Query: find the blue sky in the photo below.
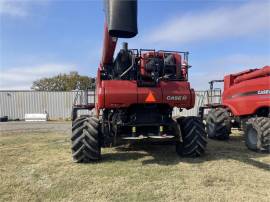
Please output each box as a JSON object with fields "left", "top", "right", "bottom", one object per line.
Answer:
{"left": 0, "top": 0, "right": 269, "bottom": 90}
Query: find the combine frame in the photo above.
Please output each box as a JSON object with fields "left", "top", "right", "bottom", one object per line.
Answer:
{"left": 70, "top": 0, "right": 207, "bottom": 163}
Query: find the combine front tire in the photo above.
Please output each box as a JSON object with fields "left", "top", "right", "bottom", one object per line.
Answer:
{"left": 71, "top": 116, "right": 101, "bottom": 163}
{"left": 206, "top": 108, "right": 231, "bottom": 140}
{"left": 245, "top": 117, "right": 270, "bottom": 153}
{"left": 176, "top": 117, "right": 207, "bottom": 157}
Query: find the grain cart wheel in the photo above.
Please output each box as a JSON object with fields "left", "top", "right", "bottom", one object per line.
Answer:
{"left": 176, "top": 116, "right": 207, "bottom": 157}
{"left": 71, "top": 116, "right": 101, "bottom": 163}
{"left": 206, "top": 108, "right": 231, "bottom": 140}
{"left": 245, "top": 117, "right": 270, "bottom": 153}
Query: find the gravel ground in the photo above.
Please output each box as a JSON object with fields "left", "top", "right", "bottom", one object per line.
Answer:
{"left": 0, "top": 121, "right": 71, "bottom": 135}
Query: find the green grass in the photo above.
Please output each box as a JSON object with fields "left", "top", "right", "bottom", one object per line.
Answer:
{"left": 0, "top": 130, "right": 269, "bottom": 202}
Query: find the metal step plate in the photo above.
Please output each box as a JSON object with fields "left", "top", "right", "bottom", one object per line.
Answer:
{"left": 122, "top": 136, "right": 147, "bottom": 140}
{"left": 122, "top": 135, "right": 175, "bottom": 140}
{"left": 148, "top": 135, "right": 175, "bottom": 139}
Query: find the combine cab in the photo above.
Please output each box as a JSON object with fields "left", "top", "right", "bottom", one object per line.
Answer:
{"left": 199, "top": 66, "right": 270, "bottom": 152}
{"left": 70, "top": 0, "right": 207, "bottom": 163}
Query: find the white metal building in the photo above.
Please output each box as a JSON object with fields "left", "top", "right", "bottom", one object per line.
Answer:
{"left": 0, "top": 90, "right": 221, "bottom": 120}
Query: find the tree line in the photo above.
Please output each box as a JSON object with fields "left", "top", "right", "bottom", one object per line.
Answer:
{"left": 31, "top": 71, "right": 96, "bottom": 91}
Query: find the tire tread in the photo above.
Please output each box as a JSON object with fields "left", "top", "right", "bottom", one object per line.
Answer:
{"left": 176, "top": 116, "right": 207, "bottom": 157}
{"left": 206, "top": 108, "right": 231, "bottom": 140}
{"left": 71, "top": 116, "right": 101, "bottom": 163}
{"left": 245, "top": 117, "right": 270, "bottom": 153}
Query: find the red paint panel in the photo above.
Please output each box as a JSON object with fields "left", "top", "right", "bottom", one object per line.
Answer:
{"left": 223, "top": 76, "right": 270, "bottom": 116}
{"left": 95, "top": 68, "right": 105, "bottom": 112}
{"left": 160, "top": 81, "right": 194, "bottom": 108}
{"left": 98, "top": 80, "right": 195, "bottom": 110}
{"left": 234, "top": 66, "right": 270, "bottom": 84}
{"left": 104, "top": 80, "right": 137, "bottom": 108}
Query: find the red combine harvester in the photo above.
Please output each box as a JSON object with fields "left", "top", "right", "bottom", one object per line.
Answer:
{"left": 199, "top": 66, "right": 270, "bottom": 152}
{"left": 71, "top": 0, "right": 207, "bottom": 162}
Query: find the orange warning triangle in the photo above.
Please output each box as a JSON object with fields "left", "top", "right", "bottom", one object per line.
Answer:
{"left": 145, "top": 91, "right": 156, "bottom": 102}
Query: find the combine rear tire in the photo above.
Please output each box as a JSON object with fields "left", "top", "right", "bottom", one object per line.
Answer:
{"left": 176, "top": 117, "right": 207, "bottom": 157}
{"left": 206, "top": 108, "right": 231, "bottom": 140}
{"left": 71, "top": 116, "right": 101, "bottom": 163}
{"left": 245, "top": 117, "right": 270, "bottom": 153}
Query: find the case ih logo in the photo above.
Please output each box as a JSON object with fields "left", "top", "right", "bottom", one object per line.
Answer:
{"left": 166, "top": 95, "right": 187, "bottom": 101}
{"left": 258, "top": 90, "right": 270, "bottom": 95}
{"left": 229, "top": 89, "right": 270, "bottom": 99}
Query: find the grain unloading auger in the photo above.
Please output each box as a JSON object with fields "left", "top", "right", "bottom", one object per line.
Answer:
{"left": 71, "top": 0, "right": 207, "bottom": 162}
